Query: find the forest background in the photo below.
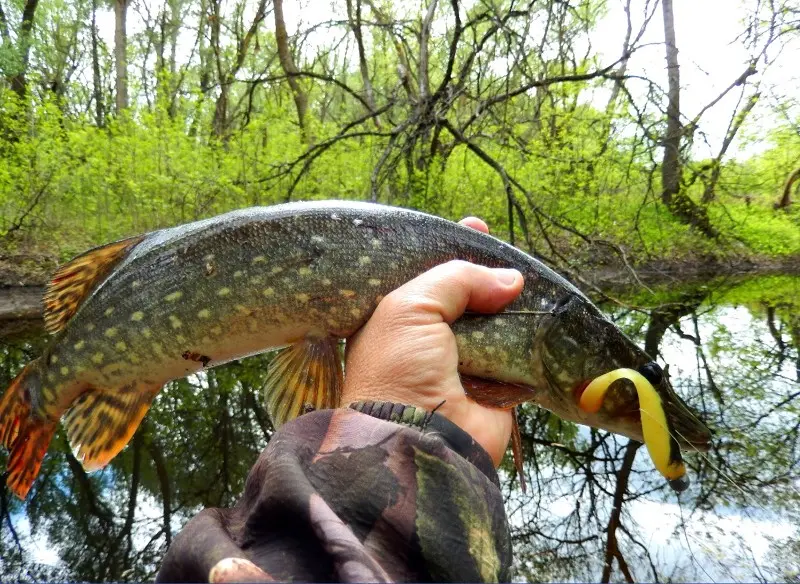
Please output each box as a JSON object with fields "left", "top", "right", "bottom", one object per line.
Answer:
{"left": 0, "top": 0, "right": 799, "bottom": 286}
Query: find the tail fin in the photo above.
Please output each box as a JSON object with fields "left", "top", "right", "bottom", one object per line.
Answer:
{"left": 0, "top": 363, "right": 55, "bottom": 499}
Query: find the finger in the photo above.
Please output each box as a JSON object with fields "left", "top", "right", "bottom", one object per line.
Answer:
{"left": 385, "top": 260, "right": 523, "bottom": 324}
{"left": 209, "top": 558, "right": 272, "bottom": 583}
{"left": 458, "top": 216, "right": 489, "bottom": 234}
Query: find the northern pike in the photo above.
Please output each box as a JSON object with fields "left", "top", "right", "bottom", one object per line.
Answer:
{"left": 0, "top": 201, "right": 711, "bottom": 499}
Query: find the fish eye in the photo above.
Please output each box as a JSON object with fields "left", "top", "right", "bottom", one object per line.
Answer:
{"left": 638, "top": 362, "right": 663, "bottom": 385}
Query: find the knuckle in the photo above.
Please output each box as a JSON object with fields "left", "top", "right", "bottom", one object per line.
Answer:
{"left": 379, "top": 289, "right": 440, "bottom": 325}
{"left": 377, "top": 292, "right": 408, "bottom": 315}
{"left": 440, "top": 259, "right": 472, "bottom": 274}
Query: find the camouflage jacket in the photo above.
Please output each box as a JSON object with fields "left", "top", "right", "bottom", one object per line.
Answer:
{"left": 156, "top": 401, "right": 512, "bottom": 583}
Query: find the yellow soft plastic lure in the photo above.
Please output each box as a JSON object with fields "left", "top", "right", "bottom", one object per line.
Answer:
{"left": 578, "top": 368, "right": 686, "bottom": 482}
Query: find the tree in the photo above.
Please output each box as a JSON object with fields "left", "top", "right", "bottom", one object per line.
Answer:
{"left": 659, "top": 0, "right": 717, "bottom": 238}
{"left": 273, "top": 0, "right": 308, "bottom": 139}
{"left": 0, "top": 0, "right": 40, "bottom": 98}
{"left": 114, "top": 0, "right": 128, "bottom": 113}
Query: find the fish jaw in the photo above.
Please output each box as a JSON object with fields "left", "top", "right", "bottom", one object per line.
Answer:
{"left": 572, "top": 364, "right": 713, "bottom": 453}
{"left": 530, "top": 293, "right": 712, "bottom": 453}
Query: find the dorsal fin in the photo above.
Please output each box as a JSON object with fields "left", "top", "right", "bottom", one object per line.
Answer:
{"left": 43, "top": 234, "right": 145, "bottom": 334}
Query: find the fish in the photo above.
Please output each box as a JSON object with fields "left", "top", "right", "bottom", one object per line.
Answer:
{"left": 0, "top": 200, "right": 712, "bottom": 499}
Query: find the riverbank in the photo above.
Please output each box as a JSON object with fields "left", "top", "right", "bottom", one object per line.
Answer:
{"left": 3, "top": 250, "right": 798, "bottom": 342}
{"left": 590, "top": 253, "right": 800, "bottom": 288}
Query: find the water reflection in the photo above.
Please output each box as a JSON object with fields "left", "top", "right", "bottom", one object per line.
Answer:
{"left": 1, "top": 276, "right": 798, "bottom": 582}
{"left": 509, "top": 275, "right": 800, "bottom": 582}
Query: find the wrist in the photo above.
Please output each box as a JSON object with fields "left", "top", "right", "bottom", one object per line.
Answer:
{"left": 347, "top": 400, "right": 500, "bottom": 483}
{"left": 341, "top": 387, "right": 510, "bottom": 466}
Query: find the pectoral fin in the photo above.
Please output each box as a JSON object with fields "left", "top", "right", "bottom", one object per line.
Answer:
{"left": 460, "top": 375, "right": 537, "bottom": 409}
{"left": 265, "top": 336, "right": 343, "bottom": 428}
{"left": 462, "top": 375, "right": 531, "bottom": 492}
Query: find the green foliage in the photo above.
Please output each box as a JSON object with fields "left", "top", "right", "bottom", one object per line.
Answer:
{"left": 2, "top": 75, "right": 800, "bottom": 268}
{"left": 711, "top": 204, "right": 800, "bottom": 255}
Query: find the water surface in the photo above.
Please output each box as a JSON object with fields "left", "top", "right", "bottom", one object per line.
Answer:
{"left": 1, "top": 275, "right": 798, "bottom": 582}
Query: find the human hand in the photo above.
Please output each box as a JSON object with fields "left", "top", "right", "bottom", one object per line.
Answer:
{"left": 341, "top": 217, "right": 524, "bottom": 465}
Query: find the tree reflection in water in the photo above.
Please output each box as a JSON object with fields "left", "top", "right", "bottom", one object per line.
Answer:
{"left": 1, "top": 276, "right": 798, "bottom": 582}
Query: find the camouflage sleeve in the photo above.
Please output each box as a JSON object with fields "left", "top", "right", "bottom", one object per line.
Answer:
{"left": 156, "top": 401, "right": 512, "bottom": 583}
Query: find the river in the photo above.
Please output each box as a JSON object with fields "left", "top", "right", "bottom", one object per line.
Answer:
{"left": 1, "top": 275, "right": 798, "bottom": 582}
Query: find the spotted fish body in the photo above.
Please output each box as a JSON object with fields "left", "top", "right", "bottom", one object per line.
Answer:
{"left": 0, "top": 201, "right": 711, "bottom": 498}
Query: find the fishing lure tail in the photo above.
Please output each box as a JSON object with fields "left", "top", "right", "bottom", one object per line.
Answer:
{"left": 0, "top": 363, "right": 56, "bottom": 499}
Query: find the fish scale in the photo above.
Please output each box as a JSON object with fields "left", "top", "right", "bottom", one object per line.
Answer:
{"left": 0, "top": 200, "right": 712, "bottom": 499}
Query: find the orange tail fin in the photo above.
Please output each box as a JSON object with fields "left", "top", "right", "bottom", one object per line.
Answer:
{"left": 0, "top": 362, "right": 55, "bottom": 499}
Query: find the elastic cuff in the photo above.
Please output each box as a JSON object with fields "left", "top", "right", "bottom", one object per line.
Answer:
{"left": 348, "top": 400, "right": 499, "bottom": 486}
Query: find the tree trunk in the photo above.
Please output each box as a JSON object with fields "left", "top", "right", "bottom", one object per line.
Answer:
{"left": 209, "top": 0, "right": 225, "bottom": 136}
{"left": 362, "top": 0, "right": 416, "bottom": 100}
{"left": 197, "top": 0, "right": 211, "bottom": 95}
{"left": 189, "top": 0, "right": 211, "bottom": 137}
{"left": 0, "top": 2, "right": 9, "bottom": 44}
{"left": 600, "top": 441, "right": 639, "bottom": 583}
{"left": 660, "top": 0, "right": 717, "bottom": 238}
{"left": 5, "top": 0, "right": 40, "bottom": 99}
{"left": 213, "top": 89, "right": 228, "bottom": 138}
{"left": 345, "top": 0, "right": 379, "bottom": 126}
{"left": 91, "top": 0, "right": 104, "bottom": 126}
{"left": 606, "top": 0, "right": 632, "bottom": 115}
{"left": 156, "top": 8, "right": 167, "bottom": 104}
{"left": 418, "top": 0, "right": 437, "bottom": 99}
{"left": 661, "top": 0, "right": 682, "bottom": 208}
{"left": 273, "top": 0, "right": 309, "bottom": 138}
{"left": 167, "top": 0, "right": 180, "bottom": 117}
{"left": 211, "top": 0, "right": 265, "bottom": 139}
{"left": 775, "top": 166, "right": 800, "bottom": 209}
{"left": 114, "top": 0, "right": 129, "bottom": 113}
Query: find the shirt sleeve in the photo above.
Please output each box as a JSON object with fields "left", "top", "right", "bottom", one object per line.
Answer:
{"left": 156, "top": 401, "right": 512, "bottom": 583}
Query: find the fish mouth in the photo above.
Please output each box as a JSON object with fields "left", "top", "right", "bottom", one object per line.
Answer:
{"left": 572, "top": 369, "right": 713, "bottom": 490}
{"left": 579, "top": 376, "right": 712, "bottom": 452}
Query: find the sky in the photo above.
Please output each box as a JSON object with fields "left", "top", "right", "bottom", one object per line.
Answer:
{"left": 591, "top": 0, "right": 800, "bottom": 159}
{"left": 93, "top": 0, "right": 800, "bottom": 166}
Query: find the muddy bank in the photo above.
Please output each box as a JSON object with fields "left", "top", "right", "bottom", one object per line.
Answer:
{"left": 588, "top": 254, "right": 800, "bottom": 288}
{"left": 0, "top": 286, "right": 46, "bottom": 340}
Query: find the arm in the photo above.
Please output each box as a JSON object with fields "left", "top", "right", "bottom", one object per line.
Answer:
{"left": 157, "top": 219, "right": 522, "bottom": 583}
{"left": 157, "top": 402, "right": 513, "bottom": 582}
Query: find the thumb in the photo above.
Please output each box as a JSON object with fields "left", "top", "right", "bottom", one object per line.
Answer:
{"left": 383, "top": 260, "right": 524, "bottom": 325}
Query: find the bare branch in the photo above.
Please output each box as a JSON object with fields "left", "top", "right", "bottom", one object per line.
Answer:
{"left": 462, "top": 60, "right": 625, "bottom": 132}
{"left": 687, "top": 64, "right": 758, "bottom": 134}
{"left": 700, "top": 89, "right": 760, "bottom": 204}
{"left": 245, "top": 70, "right": 372, "bottom": 110}
{"left": 418, "top": 0, "right": 438, "bottom": 99}
{"left": 345, "top": 0, "right": 380, "bottom": 125}
{"left": 775, "top": 165, "right": 800, "bottom": 209}
{"left": 600, "top": 441, "right": 639, "bottom": 583}
{"left": 431, "top": 0, "right": 461, "bottom": 101}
